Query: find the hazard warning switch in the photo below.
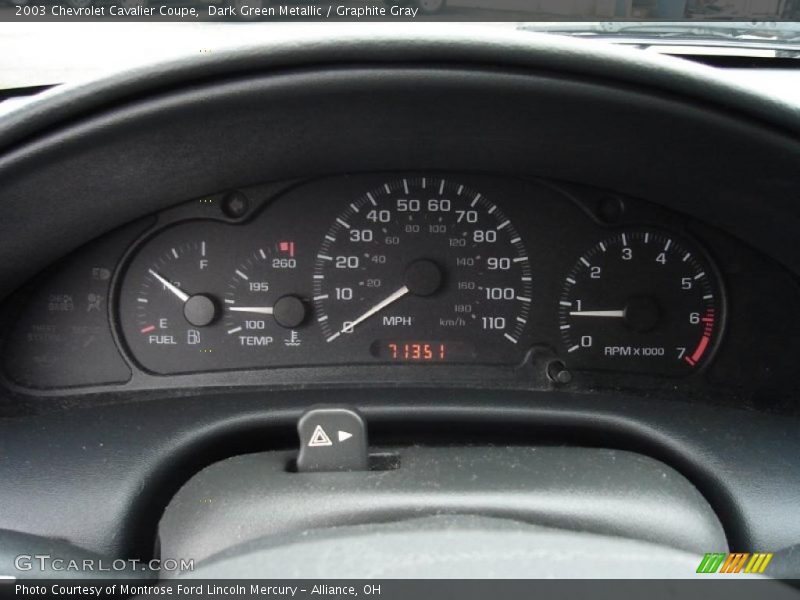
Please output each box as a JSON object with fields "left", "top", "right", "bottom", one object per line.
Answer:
{"left": 296, "top": 406, "right": 369, "bottom": 472}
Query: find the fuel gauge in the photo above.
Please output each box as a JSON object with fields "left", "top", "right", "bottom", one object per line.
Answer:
{"left": 119, "top": 223, "right": 231, "bottom": 374}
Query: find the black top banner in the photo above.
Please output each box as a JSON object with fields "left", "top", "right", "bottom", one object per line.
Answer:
{"left": 4, "top": 0, "right": 800, "bottom": 23}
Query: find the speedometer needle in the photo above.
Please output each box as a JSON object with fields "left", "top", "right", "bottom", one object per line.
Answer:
{"left": 569, "top": 310, "right": 625, "bottom": 318}
{"left": 149, "top": 269, "right": 189, "bottom": 303}
{"left": 228, "top": 306, "right": 274, "bottom": 315}
{"left": 330, "top": 285, "right": 410, "bottom": 341}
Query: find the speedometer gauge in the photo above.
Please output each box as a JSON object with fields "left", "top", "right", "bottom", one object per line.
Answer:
{"left": 312, "top": 177, "right": 532, "bottom": 364}
{"left": 558, "top": 230, "right": 724, "bottom": 376}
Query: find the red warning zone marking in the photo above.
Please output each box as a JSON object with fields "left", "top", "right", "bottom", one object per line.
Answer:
{"left": 685, "top": 309, "right": 714, "bottom": 366}
{"left": 140, "top": 325, "right": 156, "bottom": 334}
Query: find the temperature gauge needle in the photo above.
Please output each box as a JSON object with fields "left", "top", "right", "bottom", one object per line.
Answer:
{"left": 228, "top": 306, "right": 274, "bottom": 315}
{"left": 569, "top": 310, "right": 625, "bottom": 318}
{"left": 149, "top": 269, "right": 189, "bottom": 303}
{"left": 329, "top": 285, "right": 410, "bottom": 342}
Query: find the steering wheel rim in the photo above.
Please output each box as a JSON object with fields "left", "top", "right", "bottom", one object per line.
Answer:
{"left": 2, "top": 24, "right": 799, "bottom": 152}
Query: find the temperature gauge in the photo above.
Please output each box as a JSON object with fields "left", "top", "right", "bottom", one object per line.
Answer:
{"left": 223, "top": 244, "right": 308, "bottom": 351}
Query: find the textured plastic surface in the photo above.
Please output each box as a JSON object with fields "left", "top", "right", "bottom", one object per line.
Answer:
{"left": 0, "top": 530, "right": 145, "bottom": 580}
{"left": 158, "top": 446, "right": 727, "bottom": 564}
{"left": 0, "top": 389, "right": 796, "bottom": 561}
{"left": 1, "top": 220, "right": 149, "bottom": 389}
{"left": 180, "top": 515, "right": 723, "bottom": 579}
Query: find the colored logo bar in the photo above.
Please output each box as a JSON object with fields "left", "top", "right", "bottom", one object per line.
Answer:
{"left": 697, "top": 553, "right": 773, "bottom": 574}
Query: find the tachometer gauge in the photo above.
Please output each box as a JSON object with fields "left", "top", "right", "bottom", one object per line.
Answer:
{"left": 313, "top": 177, "right": 532, "bottom": 364}
{"left": 558, "top": 230, "right": 724, "bottom": 376}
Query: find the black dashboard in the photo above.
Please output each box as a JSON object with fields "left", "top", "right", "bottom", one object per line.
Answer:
{"left": 1, "top": 172, "right": 798, "bottom": 415}
{"left": 1, "top": 28, "right": 800, "bottom": 574}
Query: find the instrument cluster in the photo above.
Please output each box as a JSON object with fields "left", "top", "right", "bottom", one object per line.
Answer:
{"left": 3, "top": 172, "right": 746, "bottom": 394}
{"left": 117, "top": 174, "right": 724, "bottom": 376}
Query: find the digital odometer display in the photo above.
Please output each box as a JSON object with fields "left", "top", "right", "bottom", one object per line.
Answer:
{"left": 312, "top": 177, "right": 533, "bottom": 365}
{"left": 369, "top": 340, "right": 476, "bottom": 362}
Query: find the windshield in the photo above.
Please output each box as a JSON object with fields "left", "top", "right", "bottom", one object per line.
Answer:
{"left": 1, "top": 1, "right": 800, "bottom": 89}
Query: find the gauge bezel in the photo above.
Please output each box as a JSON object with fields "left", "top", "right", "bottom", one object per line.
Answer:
{"left": 311, "top": 175, "right": 534, "bottom": 362}
{"left": 113, "top": 219, "right": 235, "bottom": 376}
{"left": 556, "top": 226, "right": 728, "bottom": 377}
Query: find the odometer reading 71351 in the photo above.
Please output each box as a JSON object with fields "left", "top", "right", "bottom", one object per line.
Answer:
{"left": 369, "top": 340, "right": 477, "bottom": 362}
{"left": 312, "top": 177, "right": 533, "bottom": 365}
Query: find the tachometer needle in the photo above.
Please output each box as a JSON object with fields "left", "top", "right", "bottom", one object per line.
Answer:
{"left": 569, "top": 310, "right": 625, "bottom": 318}
{"left": 332, "top": 285, "right": 410, "bottom": 340}
{"left": 228, "top": 306, "right": 274, "bottom": 315}
{"left": 148, "top": 269, "right": 189, "bottom": 303}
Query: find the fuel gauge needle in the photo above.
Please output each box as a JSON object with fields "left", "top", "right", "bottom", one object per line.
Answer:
{"left": 569, "top": 310, "right": 625, "bottom": 318}
{"left": 149, "top": 269, "right": 189, "bottom": 303}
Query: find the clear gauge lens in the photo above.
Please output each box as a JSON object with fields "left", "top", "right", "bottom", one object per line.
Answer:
{"left": 223, "top": 245, "right": 309, "bottom": 351}
{"left": 558, "top": 231, "right": 724, "bottom": 376}
{"left": 119, "top": 223, "right": 229, "bottom": 374}
{"left": 119, "top": 222, "right": 310, "bottom": 374}
{"left": 313, "top": 177, "right": 533, "bottom": 364}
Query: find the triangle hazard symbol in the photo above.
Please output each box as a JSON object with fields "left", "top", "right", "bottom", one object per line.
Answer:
{"left": 308, "top": 424, "right": 333, "bottom": 447}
